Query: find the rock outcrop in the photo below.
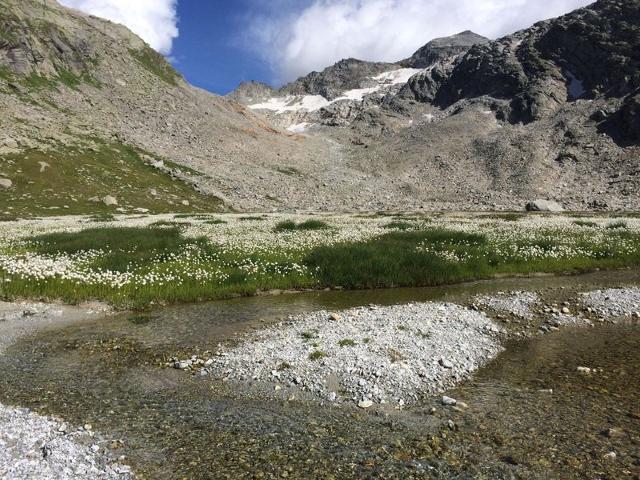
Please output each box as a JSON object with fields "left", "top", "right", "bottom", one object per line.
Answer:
{"left": 401, "top": 30, "right": 490, "bottom": 68}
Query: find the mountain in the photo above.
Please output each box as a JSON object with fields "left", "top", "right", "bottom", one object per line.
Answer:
{"left": 0, "top": 0, "right": 339, "bottom": 216}
{"left": 401, "top": 30, "right": 490, "bottom": 68}
{"left": 232, "top": 0, "right": 640, "bottom": 211}
{"left": 1, "top": 0, "right": 639, "bottom": 215}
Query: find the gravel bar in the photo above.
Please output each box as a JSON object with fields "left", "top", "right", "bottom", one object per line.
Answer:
{"left": 580, "top": 287, "right": 640, "bottom": 318}
{"left": 207, "top": 302, "right": 504, "bottom": 407}
{"left": 0, "top": 405, "right": 132, "bottom": 479}
{"left": 474, "top": 291, "right": 539, "bottom": 319}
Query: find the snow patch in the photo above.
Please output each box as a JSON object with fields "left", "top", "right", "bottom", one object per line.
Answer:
{"left": 373, "top": 68, "right": 422, "bottom": 85}
{"left": 334, "top": 86, "right": 381, "bottom": 102}
{"left": 249, "top": 95, "right": 330, "bottom": 114}
{"left": 249, "top": 68, "right": 423, "bottom": 114}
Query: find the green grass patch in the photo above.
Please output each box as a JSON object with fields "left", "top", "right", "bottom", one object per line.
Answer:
{"left": 338, "top": 339, "right": 357, "bottom": 347}
{"left": 1, "top": 226, "right": 314, "bottom": 308}
{"left": 0, "top": 141, "right": 222, "bottom": 217}
{"left": 382, "top": 221, "right": 416, "bottom": 231}
{"left": 4, "top": 222, "right": 640, "bottom": 309}
{"left": 301, "top": 330, "right": 318, "bottom": 341}
{"left": 304, "top": 228, "right": 640, "bottom": 290}
{"left": 481, "top": 212, "right": 525, "bottom": 222}
{"left": 305, "top": 230, "right": 486, "bottom": 289}
{"left": 30, "top": 227, "right": 196, "bottom": 272}
{"left": 130, "top": 46, "right": 181, "bottom": 86}
{"left": 308, "top": 350, "right": 327, "bottom": 361}
{"left": 274, "top": 220, "right": 330, "bottom": 232}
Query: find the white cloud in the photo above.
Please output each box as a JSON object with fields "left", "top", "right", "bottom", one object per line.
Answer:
{"left": 247, "top": 0, "right": 593, "bottom": 83}
{"left": 58, "top": 0, "right": 179, "bottom": 54}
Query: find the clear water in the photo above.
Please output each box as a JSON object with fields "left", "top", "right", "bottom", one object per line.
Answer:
{"left": 0, "top": 271, "right": 639, "bottom": 479}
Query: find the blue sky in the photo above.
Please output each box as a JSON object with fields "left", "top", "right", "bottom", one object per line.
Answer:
{"left": 59, "top": 0, "right": 593, "bottom": 95}
{"left": 170, "top": 1, "right": 274, "bottom": 95}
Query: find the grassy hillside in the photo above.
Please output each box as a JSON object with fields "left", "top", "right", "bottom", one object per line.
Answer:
{"left": 0, "top": 140, "right": 223, "bottom": 219}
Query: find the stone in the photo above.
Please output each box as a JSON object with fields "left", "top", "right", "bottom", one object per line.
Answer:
{"left": 604, "top": 427, "right": 623, "bottom": 438}
{"left": 577, "top": 366, "right": 592, "bottom": 374}
{"left": 603, "top": 451, "right": 617, "bottom": 461}
{"left": 0, "top": 178, "right": 12, "bottom": 189}
{"left": 181, "top": 200, "right": 190, "bottom": 206}
{"left": 358, "top": 400, "right": 373, "bottom": 409}
{"left": 439, "top": 358, "right": 454, "bottom": 369}
{"left": 441, "top": 396, "right": 457, "bottom": 406}
{"left": 525, "top": 200, "right": 564, "bottom": 212}
{"left": 2, "top": 138, "right": 18, "bottom": 149}
{"left": 102, "top": 195, "right": 118, "bottom": 206}
{"left": 561, "top": 307, "right": 570, "bottom": 314}
{"left": 329, "top": 313, "right": 342, "bottom": 321}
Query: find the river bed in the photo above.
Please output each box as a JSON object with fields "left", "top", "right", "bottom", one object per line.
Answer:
{"left": 0, "top": 271, "right": 639, "bottom": 479}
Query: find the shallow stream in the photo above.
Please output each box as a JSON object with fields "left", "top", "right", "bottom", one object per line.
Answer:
{"left": 1, "top": 271, "right": 639, "bottom": 479}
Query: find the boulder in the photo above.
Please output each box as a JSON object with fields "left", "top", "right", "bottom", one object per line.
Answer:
{"left": 0, "top": 178, "right": 12, "bottom": 189}
{"left": 525, "top": 199, "right": 564, "bottom": 212}
{"left": 102, "top": 195, "right": 118, "bottom": 206}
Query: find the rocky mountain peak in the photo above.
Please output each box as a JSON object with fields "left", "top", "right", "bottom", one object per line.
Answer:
{"left": 227, "top": 80, "right": 276, "bottom": 104}
{"left": 402, "top": 31, "right": 490, "bottom": 68}
{"left": 281, "top": 58, "right": 399, "bottom": 100}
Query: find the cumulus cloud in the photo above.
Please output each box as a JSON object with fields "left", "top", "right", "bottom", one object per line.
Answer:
{"left": 58, "top": 0, "right": 179, "bottom": 54}
{"left": 247, "top": 0, "right": 593, "bottom": 83}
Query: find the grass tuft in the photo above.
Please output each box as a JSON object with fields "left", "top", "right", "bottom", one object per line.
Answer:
{"left": 574, "top": 220, "right": 598, "bottom": 228}
{"left": 606, "top": 220, "right": 627, "bottom": 229}
{"left": 308, "top": 351, "right": 327, "bottom": 361}
{"left": 274, "top": 220, "right": 330, "bottom": 232}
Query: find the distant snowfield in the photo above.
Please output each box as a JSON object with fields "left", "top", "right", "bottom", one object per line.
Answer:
{"left": 249, "top": 68, "right": 422, "bottom": 114}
